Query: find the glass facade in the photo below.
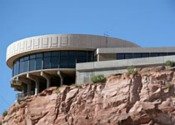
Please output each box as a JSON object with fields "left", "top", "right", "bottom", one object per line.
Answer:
{"left": 12, "top": 51, "right": 94, "bottom": 76}
{"left": 116, "top": 52, "right": 175, "bottom": 60}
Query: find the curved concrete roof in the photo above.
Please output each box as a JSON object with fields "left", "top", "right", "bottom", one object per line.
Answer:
{"left": 6, "top": 34, "right": 139, "bottom": 68}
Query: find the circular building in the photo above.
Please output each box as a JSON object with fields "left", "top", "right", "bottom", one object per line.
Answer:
{"left": 6, "top": 34, "right": 139, "bottom": 95}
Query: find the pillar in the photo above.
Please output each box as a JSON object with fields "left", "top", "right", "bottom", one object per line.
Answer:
{"left": 97, "top": 54, "right": 100, "bottom": 62}
{"left": 40, "top": 72, "right": 51, "bottom": 88}
{"left": 27, "top": 73, "right": 40, "bottom": 95}
{"left": 57, "top": 71, "right": 63, "bottom": 86}
{"left": 27, "top": 83, "right": 31, "bottom": 96}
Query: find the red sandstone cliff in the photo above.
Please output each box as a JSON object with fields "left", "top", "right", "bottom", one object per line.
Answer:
{"left": 2, "top": 66, "right": 175, "bottom": 125}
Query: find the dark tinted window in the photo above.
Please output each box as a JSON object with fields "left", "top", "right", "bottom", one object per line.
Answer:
{"left": 12, "top": 51, "right": 94, "bottom": 76}
{"left": 13, "top": 60, "right": 19, "bottom": 76}
{"left": 77, "top": 52, "right": 87, "bottom": 62}
{"left": 68, "top": 52, "right": 77, "bottom": 68}
{"left": 141, "top": 53, "right": 149, "bottom": 58}
{"left": 43, "top": 56, "right": 51, "bottom": 69}
{"left": 51, "top": 52, "right": 60, "bottom": 68}
{"left": 125, "top": 53, "right": 133, "bottom": 59}
{"left": 60, "top": 51, "right": 68, "bottom": 68}
{"left": 133, "top": 53, "right": 142, "bottom": 58}
{"left": 36, "top": 58, "right": 42, "bottom": 70}
{"left": 159, "top": 53, "right": 167, "bottom": 56}
{"left": 149, "top": 53, "right": 159, "bottom": 57}
{"left": 29, "top": 59, "right": 36, "bottom": 71}
{"left": 117, "top": 53, "right": 125, "bottom": 60}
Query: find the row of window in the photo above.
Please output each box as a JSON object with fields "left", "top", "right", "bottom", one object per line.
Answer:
{"left": 116, "top": 52, "right": 175, "bottom": 60}
{"left": 12, "top": 51, "right": 94, "bottom": 76}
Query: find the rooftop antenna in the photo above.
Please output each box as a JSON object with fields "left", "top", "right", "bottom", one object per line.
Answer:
{"left": 104, "top": 31, "right": 110, "bottom": 37}
{"left": 104, "top": 32, "right": 110, "bottom": 47}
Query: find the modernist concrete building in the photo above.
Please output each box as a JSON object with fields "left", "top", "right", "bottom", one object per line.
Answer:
{"left": 6, "top": 34, "right": 175, "bottom": 96}
{"left": 6, "top": 34, "right": 139, "bottom": 96}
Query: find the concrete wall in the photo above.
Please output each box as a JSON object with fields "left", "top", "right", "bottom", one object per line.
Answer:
{"left": 76, "top": 55, "right": 175, "bottom": 84}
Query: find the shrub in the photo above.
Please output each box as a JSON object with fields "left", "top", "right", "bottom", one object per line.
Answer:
{"left": 75, "top": 84, "right": 82, "bottom": 88}
{"left": 164, "top": 82, "right": 173, "bottom": 90}
{"left": 91, "top": 74, "right": 106, "bottom": 83}
{"left": 2, "top": 110, "right": 7, "bottom": 117}
{"left": 165, "top": 60, "right": 175, "bottom": 67}
{"left": 55, "top": 87, "right": 60, "bottom": 94}
{"left": 127, "top": 66, "right": 137, "bottom": 75}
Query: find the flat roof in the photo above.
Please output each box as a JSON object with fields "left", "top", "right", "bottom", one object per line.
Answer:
{"left": 96, "top": 47, "right": 175, "bottom": 54}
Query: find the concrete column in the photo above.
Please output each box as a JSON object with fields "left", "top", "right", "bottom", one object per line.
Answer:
{"left": 40, "top": 72, "right": 51, "bottom": 88}
{"left": 97, "top": 54, "right": 100, "bottom": 62}
{"left": 35, "top": 82, "right": 39, "bottom": 95}
{"left": 57, "top": 71, "right": 63, "bottom": 86}
{"left": 21, "top": 86, "right": 25, "bottom": 97}
{"left": 27, "top": 83, "right": 31, "bottom": 96}
{"left": 27, "top": 73, "right": 40, "bottom": 95}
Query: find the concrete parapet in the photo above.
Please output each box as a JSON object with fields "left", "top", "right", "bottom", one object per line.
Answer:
{"left": 76, "top": 55, "right": 175, "bottom": 84}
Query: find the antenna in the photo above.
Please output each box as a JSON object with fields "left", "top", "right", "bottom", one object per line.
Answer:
{"left": 104, "top": 31, "right": 110, "bottom": 47}
{"left": 103, "top": 31, "right": 110, "bottom": 37}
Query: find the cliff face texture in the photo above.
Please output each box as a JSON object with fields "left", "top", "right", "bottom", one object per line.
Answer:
{"left": 2, "top": 66, "right": 175, "bottom": 125}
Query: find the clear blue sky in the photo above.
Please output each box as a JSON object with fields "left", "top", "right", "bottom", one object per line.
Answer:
{"left": 0, "top": 0, "right": 175, "bottom": 114}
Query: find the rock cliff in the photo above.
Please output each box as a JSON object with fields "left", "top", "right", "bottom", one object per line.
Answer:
{"left": 2, "top": 66, "right": 175, "bottom": 125}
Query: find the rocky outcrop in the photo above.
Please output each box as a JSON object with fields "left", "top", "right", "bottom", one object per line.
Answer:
{"left": 2, "top": 66, "right": 175, "bottom": 125}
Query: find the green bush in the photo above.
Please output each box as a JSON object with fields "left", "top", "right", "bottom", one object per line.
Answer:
{"left": 2, "top": 110, "right": 7, "bottom": 117}
{"left": 127, "top": 66, "right": 137, "bottom": 75}
{"left": 91, "top": 74, "right": 106, "bottom": 83}
{"left": 164, "top": 82, "right": 173, "bottom": 90}
{"left": 165, "top": 60, "right": 175, "bottom": 67}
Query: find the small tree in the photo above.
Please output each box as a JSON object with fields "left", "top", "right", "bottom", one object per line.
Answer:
{"left": 165, "top": 60, "right": 175, "bottom": 67}
{"left": 2, "top": 110, "right": 7, "bottom": 117}
{"left": 91, "top": 74, "right": 106, "bottom": 83}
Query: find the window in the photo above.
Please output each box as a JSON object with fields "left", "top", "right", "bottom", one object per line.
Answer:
{"left": 19, "top": 58, "right": 24, "bottom": 73}
{"left": 77, "top": 52, "right": 87, "bottom": 63}
{"left": 159, "top": 53, "right": 167, "bottom": 56}
{"left": 68, "top": 51, "right": 77, "bottom": 68}
{"left": 168, "top": 52, "right": 175, "bottom": 55}
{"left": 141, "top": 53, "right": 149, "bottom": 58}
{"left": 117, "top": 53, "right": 125, "bottom": 60}
{"left": 36, "top": 53, "right": 43, "bottom": 70}
{"left": 133, "top": 53, "right": 142, "bottom": 58}
{"left": 13, "top": 60, "right": 19, "bottom": 76}
{"left": 125, "top": 53, "right": 133, "bottom": 59}
{"left": 149, "top": 53, "right": 159, "bottom": 57}
{"left": 12, "top": 51, "right": 94, "bottom": 76}
{"left": 43, "top": 52, "right": 51, "bottom": 69}
{"left": 60, "top": 51, "right": 68, "bottom": 68}
{"left": 87, "top": 51, "right": 94, "bottom": 62}
{"left": 29, "top": 55, "right": 36, "bottom": 71}
{"left": 51, "top": 52, "right": 60, "bottom": 68}
{"left": 23, "top": 56, "right": 29, "bottom": 72}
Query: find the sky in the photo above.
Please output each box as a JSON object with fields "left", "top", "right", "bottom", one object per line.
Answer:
{"left": 0, "top": 0, "right": 175, "bottom": 114}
